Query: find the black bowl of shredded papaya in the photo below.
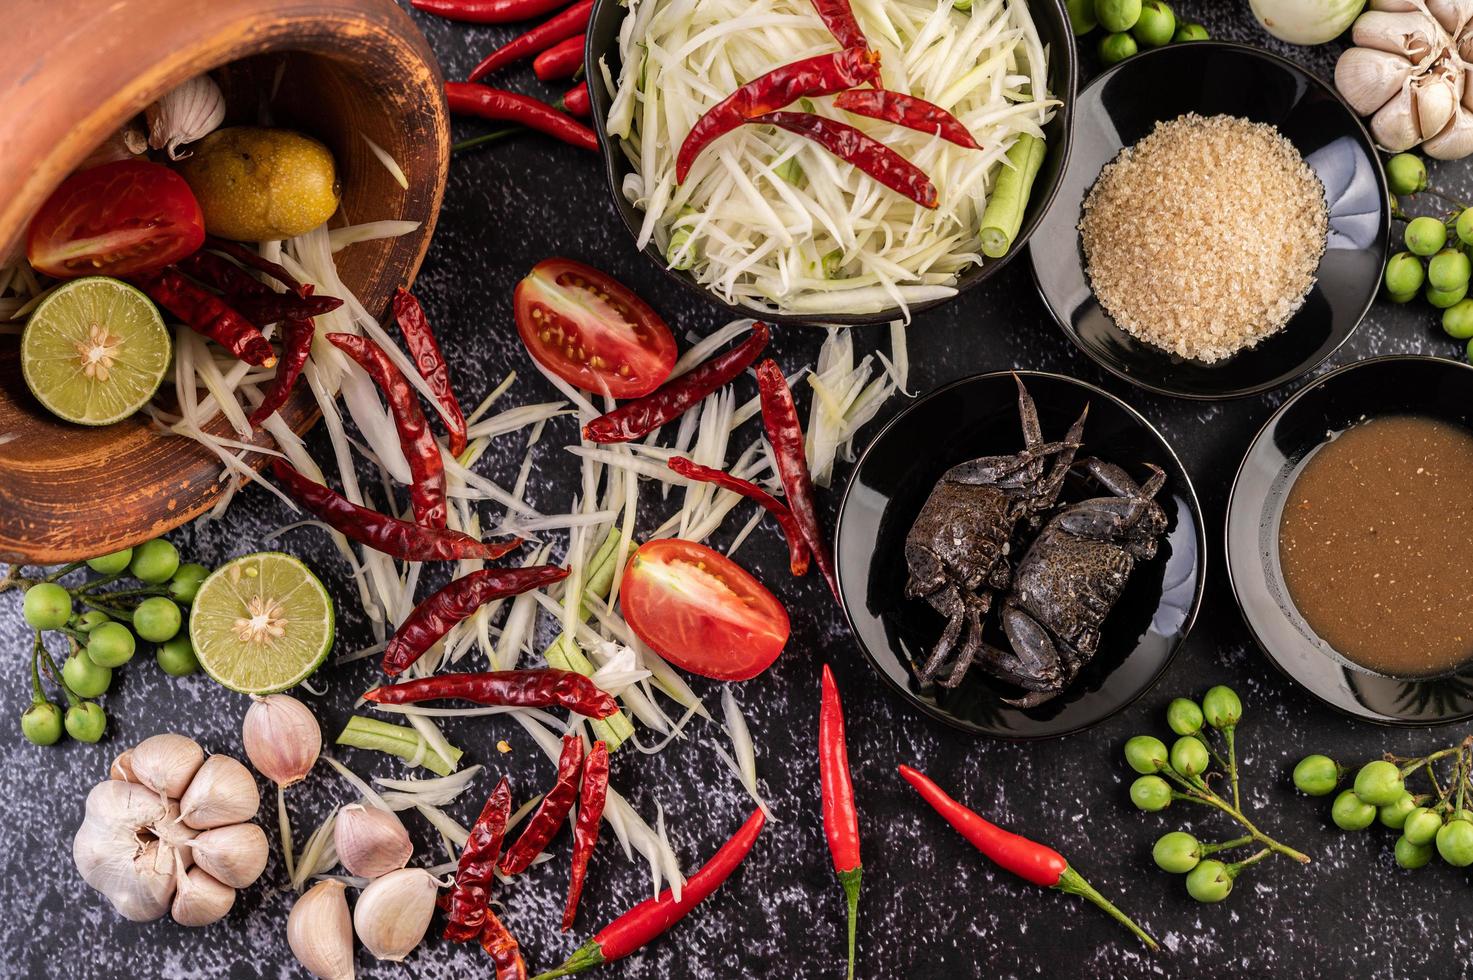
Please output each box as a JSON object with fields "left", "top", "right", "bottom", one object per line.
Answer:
{"left": 583, "top": 0, "right": 1077, "bottom": 325}
{"left": 835, "top": 370, "right": 1206, "bottom": 739}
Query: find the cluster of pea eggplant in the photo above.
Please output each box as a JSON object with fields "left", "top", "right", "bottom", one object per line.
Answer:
{"left": 1381, "top": 152, "right": 1473, "bottom": 361}
{"left": 1064, "top": 0, "right": 1210, "bottom": 67}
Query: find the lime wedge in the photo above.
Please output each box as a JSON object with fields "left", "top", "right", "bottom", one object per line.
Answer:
{"left": 190, "top": 552, "right": 334, "bottom": 694}
{"left": 20, "top": 276, "right": 170, "bottom": 425}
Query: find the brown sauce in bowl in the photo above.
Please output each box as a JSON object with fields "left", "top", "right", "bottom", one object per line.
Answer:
{"left": 1278, "top": 415, "right": 1473, "bottom": 678}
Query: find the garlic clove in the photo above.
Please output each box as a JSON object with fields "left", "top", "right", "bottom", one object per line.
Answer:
{"left": 189, "top": 822, "right": 269, "bottom": 889}
{"left": 1353, "top": 10, "right": 1445, "bottom": 61}
{"left": 289, "top": 880, "right": 356, "bottom": 980}
{"left": 1335, "top": 47, "right": 1416, "bottom": 116}
{"left": 334, "top": 804, "right": 413, "bottom": 881}
{"left": 352, "top": 867, "right": 439, "bottom": 962}
{"left": 243, "top": 694, "right": 321, "bottom": 787}
{"left": 146, "top": 73, "right": 226, "bottom": 161}
{"left": 128, "top": 733, "right": 205, "bottom": 800}
{"left": 1414, "top": 67, "right": 1460, "bottom": 143}
{"left": 1372, "top": 86, "right": 1425, "bottom": 151}
{"left": 1423, "top": 104, "right": 1473, "bottom": 157}
{"left": 109, "top": 750, "right": 137, "bottom": 783}
{"left": 170, "top": 853, "right": 237, "bottom": 928}
{"left": 1370, "top": 0, "right": 1423, "bottom": 10}
{"left": 180, "top": 754, "right": 261, "bottom": 830}
{"left": 1426, "top": 0, "right": 1473, "bottom": 33}
{"left": 79, "top": 122, "right": 148, "bottom": 171}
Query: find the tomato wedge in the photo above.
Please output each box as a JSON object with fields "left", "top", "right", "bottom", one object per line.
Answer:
{"left": 513, "top": 258, "right": 677, "bottom": 398}
{"left": 620, "top": 539, "right": 790, "bottom": 681}
{"left": 27, "top": 160, "right": 205, "bottom": 279}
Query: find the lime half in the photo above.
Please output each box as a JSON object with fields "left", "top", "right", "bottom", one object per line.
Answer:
{"left": 20, "top": 276, "right": 170, "bottom": 425}
{"left": 190, "top": 552, "right": 334, "bottom": 694}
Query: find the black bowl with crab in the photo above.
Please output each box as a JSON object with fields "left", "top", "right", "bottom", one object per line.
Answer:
{"left": 835, "top": 371, "right": 1205, "bottom": 739}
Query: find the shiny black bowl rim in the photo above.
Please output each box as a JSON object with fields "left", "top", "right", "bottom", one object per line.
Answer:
{"left": 583, "top": 0, "right": 1079, "bottom": 326}
{"left": 835, "top": 369, "right": 1207, "bottom": 740}
{"left": 1028, "top": 40, "right": 1391, "bottom": 401}
{"left": 1224, "top": 354, "right": 1473, "bottom": 727}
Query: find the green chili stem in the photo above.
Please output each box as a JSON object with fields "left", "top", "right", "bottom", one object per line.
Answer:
{"left": 452, "top": 127, "right": 522, "bottom": 153}
{"left": 1055, "top": 866, "right": 1158, "bottom": 951}
{"left": 838, "top": 867, "right": 861, "bottom": 980}
{"left": 530, "top": 939, "right": 605, "bottom": 980}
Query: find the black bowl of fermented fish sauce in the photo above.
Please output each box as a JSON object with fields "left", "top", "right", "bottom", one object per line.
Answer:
{"left": 582, "top": 0, "right": 1077, "bottom": 326}
{"left": 835, "top": 371, "right": 1206, "bottom": 739}
{"left": 1227, "top": 356, "right": 1473, "bottom": 726}
{"left": 1028, "top": 42, "right": 1389, "bottom": 400}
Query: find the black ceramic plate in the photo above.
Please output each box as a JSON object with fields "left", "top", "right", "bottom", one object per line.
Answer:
{"left": 1226, "top": 355, "right": 1473, "bottom": 726}
{"left": 836, "top": 371, "right": 1205, "bottom": 739}
{"left": 583, "top": 0, "right": 1077, "bottom": 326}
{"left": 1028, "top": 42, "right": 1389, "bottom": 400}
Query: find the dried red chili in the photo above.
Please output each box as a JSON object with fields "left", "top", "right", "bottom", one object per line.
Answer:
{"left": 414, "top": 0, "right": 569, "bottom": 22}
{"left": 364, "top": 668, "right": 617, "bottom": 717}
{"left": 755, "top": 358, "right": 839, "bottom": 598}
{"left": 378, "top": 568, "right": 572, "bottom": 676}
{"left": 328, "top": 333, "right": 448, "bottom": 529}
{"left": 480, "top": 909, "right": 530, "bottom": 979}
{"left": 531, "top": 809, "right": 767, "bottom": 979}
{"left": 500, "top": 735, "right": 585, "bottom": 876}
{"left": 270, "top": 460, "right": 522, "bottom": 562}
{"left": 562, "top": 81, "right": 591, "bottom": 119}
{"left": 582, "top": 321, "right": 770, "bottom": 443}
{"left": 675, "top": 48, "right": 881, "bottom": 182}
{"left": 469, "top": 0, "right": 594, "bottom": 81}
{"left": 811, "top": 0, "right": 866, "bottom": 48}
{"left": 248, "top": 313, "right": 315, "bottom": 427}
{"left": 834, "top": 89, "right": 980, "bottom": 149}
{"left": 667, "top": 456, "right": 809, "bottom": 576}
{"left": 392, "top": 287, "right": 469, "bottom": 457}
{"left": 562, "top": 739, "right": 609, "bottom": 930}
{"left": 204, "top": 237, "right": 308, "bottom": 297}
{"left": 131, "top": 268, "right": 275, "bottom": 366}
{"left": 820, "top": 665, "right": 862, "bottom": 980}
{"left": 899, "top": 765, "right": 1159, "bottom": 950}
{"left": 175, "top": 250, "right": 343, "bottom": 323}
{"left": 445, "top": 775, "right": 512, "bottom": 942}
{"left": 534, "top": 34, "right": 586, "bottom": 81}
{"left": 753, "top": 112, "right": 939, "bottom": 209}
{"left": 446, "top": 83, "right": 599, "bottom": 153}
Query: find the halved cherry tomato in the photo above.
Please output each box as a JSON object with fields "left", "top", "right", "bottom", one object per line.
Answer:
{"left": 26, "top": 160, "right": 205, "bottom": 279}
{"left": 513, "top": 258, "right": 677, "bottom": 398}
{"left": 620, "top": 539, "right": 790, "bottom": 681}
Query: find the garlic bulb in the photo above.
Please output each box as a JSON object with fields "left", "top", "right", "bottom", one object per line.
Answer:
{"left": 335, "top": 804, "right": 413, "bottom": 880}
{"left": 352, "top": 867, "right": 438, "bottom": 962}
{"left": 243, "top": 694, "right": 321, "bottom": 787}
{"left": 188, "top": 822, "right": 269, "bottom": 888}
{"left": 1338, "top": 1, "right": 1473, "bottom": 158}
{"left": 73, "top": 781, "right": 197, "bottom": 921}
{"left": 170, "top": 858, "right": 236, "bottom": 928}
{"left": 289, "top": 880, "right": 356, "bottom": 980}
{"left": 179, "top": 754, "right": 260, "bottom": 830}
{"left": 129, "top": 733, "right": 205, "bottom": 800}
{"left": 146, "top": 74, "right": 225, "bottom": 160}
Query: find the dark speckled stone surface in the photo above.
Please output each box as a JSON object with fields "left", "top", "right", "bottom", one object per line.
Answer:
{"left": 3, "top": 4, "right": 1471, "bottom": 978}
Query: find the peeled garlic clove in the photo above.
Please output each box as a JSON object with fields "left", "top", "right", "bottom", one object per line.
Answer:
{"left": 189, "top": 822, "right": 269, "bottom": 888}
{"left": 171, "top": 861, "right": 236, "bottom": 928}
{"left": 1353, "top": 10, "right": 1444, "bottom": 60}
{"left": 1335, "top": 47, "right": 1416, "bottom": 115}
{"left": 352, "top": 867, "right": 438, "bottom": 962}
{"left": 1423, "top": 104, "right": 1473, "bottom": 157}
{"left": 180, "top": 754, "right": 261, "bottom": 830}
{"left": 146, "top": 73, "right": 226, "bottom": 160}
{"left": 289, "top": 880, "right": 356, "bottom": 980}
{"left": 129, "top": 733, "right": 205, "bottom": 800}
{"left": 335, "top": 804, "right": 413, "bottom": 881}
{"left": 109, "top": 750, "right": 137, "bottom": 783}
{"left": 243, "top": 694, "right": 321, "bottom": 787}
{"left": 1372, "top": 86, "right": 1424, "bottom": 150}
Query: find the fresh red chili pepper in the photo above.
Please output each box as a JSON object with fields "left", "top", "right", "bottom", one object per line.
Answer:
{"left": 898, "top": 765, "right": 1159, "bottom": 950}
{"left": 820, "top": 664, "right": 861, "bottom": 980}
{"left": 204, "top": 237, "right": 309, "bottom": 297}
{"left": 582, "top": 321, "right": 770, "bottom": 444}
{"left": 534, "top": 34, "right": 586, "bottom": 81}
{"left": 675, "top": 48, "right": 881, "bottom": 182}
{"left": 364, "top": 668, "right": 617, "bottom": 717}
{"left": 834, "top": 89, "right": 981, "bottom": 149}
{"left": 531, "top": 809, "right": 767, "bottom": 979}
{"left": 270, "top": 460, "right": 522, "bottom": 562}
{"left": 562, "top": 81, "right": 591, "bottom": 118}
{"left": 500, "top": 735, "right": 585, "bottom": 875}
{"left": 392, "top": 287, "right": 468, "bottom": 457}
{"left": 445, "top": 775, "right": 512, "bottom": 942}
{"left": 413, "top": 0, "right": 570, "bottom": 23}
{"left": 754, "top": 112, "right": 939, "bottom": 209}
{"left": 667, "top": 456, "right": 809, "bottom": 576}
{"left": 248, "top": 312, "right": 315, "bottom": 427}
{"left": 480, "top": 909, "right": 530, "bottom": 979}
{"left": 562, "top": 739, "right": 609, "bottom": 931}
{"left": 378, "top": 568, "right": 572, "bottom": 676}
{"left": 468, "top": 0, "right": 594, "bottom": 81}
{"left": 131, "top": 268, "right": 276, "bottom": 366}
{"left": 755, "top": 358, "right": 839, "bottom": 599}
{"left": 446, "top": 82, "right": 599, "bottom": 153}
{"left": 811, "top": 0, "right": 866, "bottom": 48}
{"left": 230, "top": 291, "right": 343, "bottom": 327}
{"left": 327, "top": 333, "right": 448, "bottom": 529}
